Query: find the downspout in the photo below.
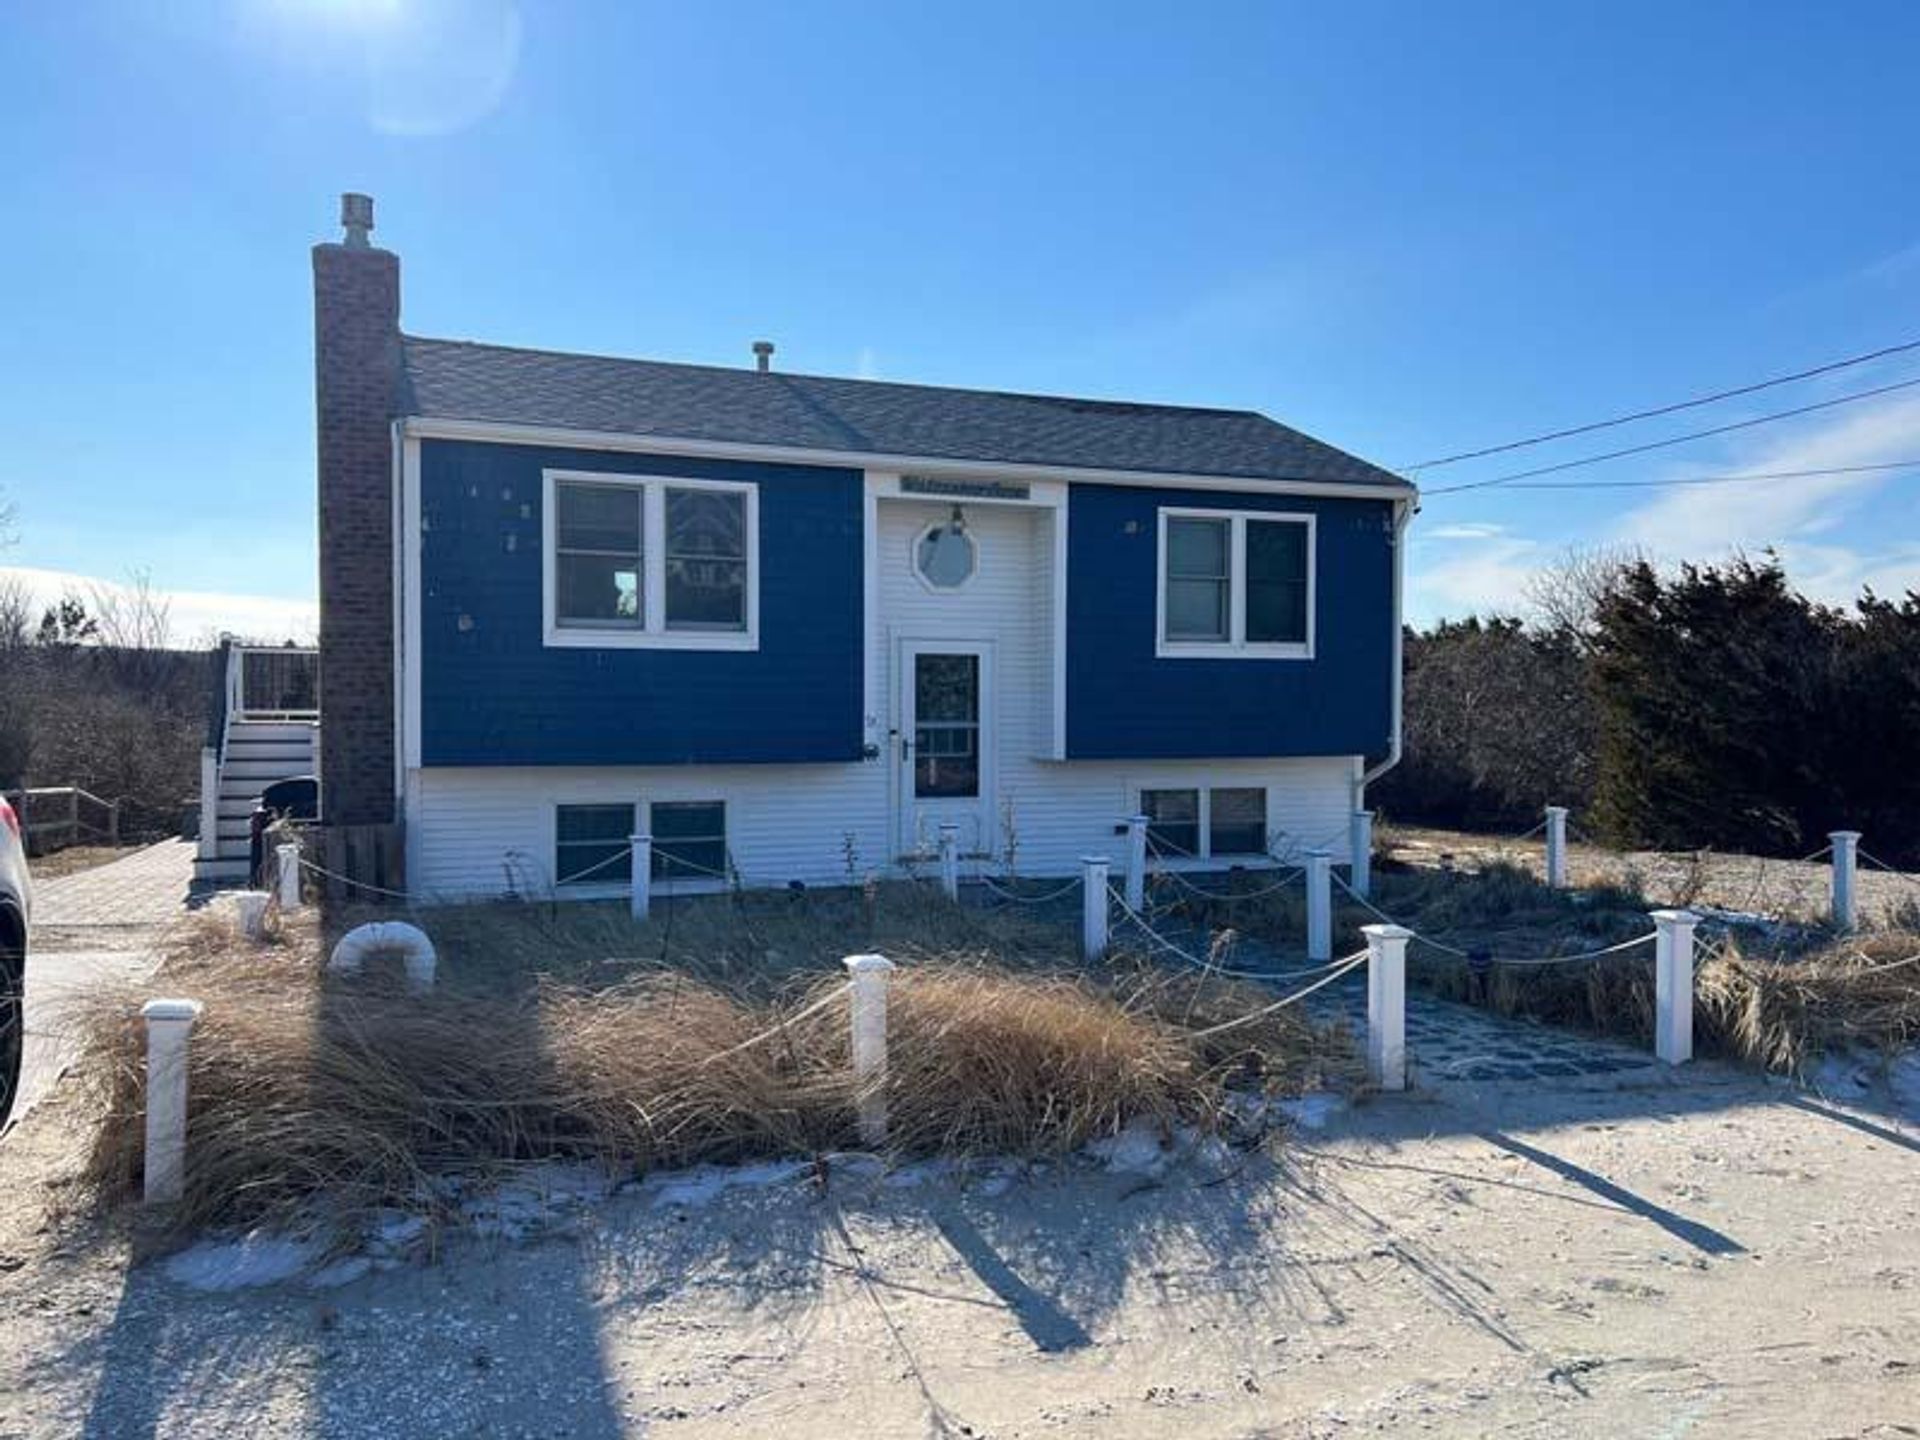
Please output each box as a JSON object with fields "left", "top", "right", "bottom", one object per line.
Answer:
{"left": 1358, "top": 494, "right": 1414, "bottom": 801}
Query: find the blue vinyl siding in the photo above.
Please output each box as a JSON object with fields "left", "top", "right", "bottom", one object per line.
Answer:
{"left": 418, "top": 440, "right": 863, "bottom": 766}
{"left": 1065, "top": 483, "right": 1395, "bottom": 759}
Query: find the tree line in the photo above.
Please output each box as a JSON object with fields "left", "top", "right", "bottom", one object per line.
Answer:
{"left": 1374, "top": 551, "right": 1920, "bottom": 864}
{"left": 0, "top": 579, "right": 212, "bottom": 844}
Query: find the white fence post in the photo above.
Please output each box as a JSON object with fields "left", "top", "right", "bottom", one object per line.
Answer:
{"left": 1349, "top": 809, "right": 1375, "bottom": 900}
{"left": 1125, "top": 814, "right": 1148, "bottom": 913}
{"left": 629, "top": 834, "right": 652, "bottom": 921}
{"left": 234, "top": 891, "right": 271, "bottom": 940}
{"left": 843, "top": 953, "right": 895, "bottom": 1147}
{"left": 1305, "top": 849, "right": 1332, "bottom": 962}
{"left": 938, "top": 822, "right": 960, "bottom": 901}
{"left": 1829, "top": 830, "right": 1860, "bottom": 932}
{"left": 1651, "top": 909, "right": 1698, "bottom": 1065}
{"left": 276, "top": 842, "right": 302, "bottom": 910}
{"left": 1081, "top": 855, "right": 1110, "bottom": 961}
{"left": 142, "top": 999, "right": 203, "bottom": 1205}
{"left": 1544, "top": 805, "right": 1570, "bottom": 889}
{"left": 197, "top": 747, "right": 219, "bottom": 863}
{"left": 1361, "top": 923, "right": 1409, "bottom": 1091}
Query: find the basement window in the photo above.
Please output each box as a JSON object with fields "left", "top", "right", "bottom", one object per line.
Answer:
{"left": 556, "top": 803, "right": 634, "bottom": 887}
{"left": 651, "top": 801, "right": 728, "bottom": 881}
{"left": 544, "top": 470, "right": 758, "bottom": 650}
{"left": 1141, "top": 786, "right": 1270, "bottom": 861}
{"left": 1157, "top": 508, "right": 1314, "bottom": 659}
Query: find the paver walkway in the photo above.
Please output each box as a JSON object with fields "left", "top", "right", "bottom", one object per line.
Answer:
{"left": 8, "top": 842, "right": 194, "bottom": 1131}
{"left": 1094, "top": 897, "right": 1665, "bottom": 1086}
{"left": 31, "top": 838, "right": 200, "bottom": 942}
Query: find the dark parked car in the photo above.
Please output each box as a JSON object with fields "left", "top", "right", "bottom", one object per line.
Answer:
{"left": 0, "top": 793, "right": 32, "bottom": 1128}
{"left": 249, "top": 775, "right": 319, "bottom": 888}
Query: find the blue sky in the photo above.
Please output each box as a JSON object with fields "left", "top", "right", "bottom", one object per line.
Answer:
{"left": 2, "top": 0, "right": 1918, "bottom": 640}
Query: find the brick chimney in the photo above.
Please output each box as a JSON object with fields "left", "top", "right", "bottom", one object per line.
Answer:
{"left": 314, "top": 192, "right": 399, "bottom": 827}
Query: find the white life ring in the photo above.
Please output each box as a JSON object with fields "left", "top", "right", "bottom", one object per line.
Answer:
{"left": 327, "top": 921, "right": 437, "bottom": 994}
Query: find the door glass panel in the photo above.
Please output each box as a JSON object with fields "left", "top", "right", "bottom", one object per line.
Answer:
{"left": 914, "top": 653, "right": 979, "bottom": 798}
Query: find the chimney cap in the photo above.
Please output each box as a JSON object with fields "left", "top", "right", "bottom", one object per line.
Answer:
{"left": 340, "top": 193, "right": 375, "bottom": 248}
{"left": 751, "top": 340, "right": 775, "bottom": 373}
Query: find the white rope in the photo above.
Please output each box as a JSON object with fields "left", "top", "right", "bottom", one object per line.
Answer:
{"left": 296, "top": 855, "right": 425, "bottom": 903}
{"left": 1858, "top": 848, "right": 1920, "bottom": 891}
{"left": 975, "top": 873, "right": 1083, "bottom": 905}
{"left": 1184, "top": 951, "right": 1372, "bottom": 1040}
{"left": 1153, "top": 866, "right": 1303, "bottom": 903}
{"left": 1480, "top": 932, "right": 1658, "bottom": 967}
{"left": 697, "top": 982, "right": 854, "bottom": 1067}
{"left": 1328, "top": 872, "right": 1656, "bottom": 967}
{"left": 1108, "top": 886, "right": 1353, "bottom": 983}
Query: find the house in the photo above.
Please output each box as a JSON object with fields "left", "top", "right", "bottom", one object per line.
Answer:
{"left": 306, "top": 194, "right": 1415, "bottom": 900}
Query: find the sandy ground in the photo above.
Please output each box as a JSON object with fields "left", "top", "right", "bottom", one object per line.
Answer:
{"left": 1383, "top": 824, "right": 1920, "bottom": 927}
{"left": 2, "top": 1060, "right": 1916, "bottom": 1439}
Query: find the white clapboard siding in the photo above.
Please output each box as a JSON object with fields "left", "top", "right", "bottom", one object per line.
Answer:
{"left": 412, "top": 755, "right": 1353, "bottom": 902}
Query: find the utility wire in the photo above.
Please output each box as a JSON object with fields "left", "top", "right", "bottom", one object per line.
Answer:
{"left": 1407, "top": 337, "right": 1920, "bottom": 470}
{"left": 1427, "top": 457, "right": 1920, "bottom": 496}
{"left": 1418, "top": 375, "right": 1920, "bottom": 496}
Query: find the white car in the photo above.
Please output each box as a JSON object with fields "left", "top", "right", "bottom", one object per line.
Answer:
{"left": 0, "top": 793, "right": 30, "bottom": 1127}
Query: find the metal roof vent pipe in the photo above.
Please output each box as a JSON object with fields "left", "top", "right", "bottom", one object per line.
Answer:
{"left": 752, "top": 340, "right": 774, "bottom": 373}
{"left": 340, "top": 192, "right": 375, "bottom": 248}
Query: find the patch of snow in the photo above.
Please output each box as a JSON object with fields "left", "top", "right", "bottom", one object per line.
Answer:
{"left": 1084, "top": 1119, "right": 1171, "bottom": 1177}
{"left": 164, "top": 1231, "right": 327, "bottom": 1292}
{"left": 307, "top": 1255, "right": 374, "bottom": 1289}
{"left": 1890, "top": 1051, "right": 1920, "bottom": 1120}
{"left": 1808, "top": 1053, "right": 1874, "bottom": 1099}
{"left": 883, "top": 1161, "right": 953, "bottom": 1189}
{"left": 645, "top": 1160, "right": 811, "bottom": 1210}
{"left": 1275, "top": 1093, "right": 1345, "bottom": 1131}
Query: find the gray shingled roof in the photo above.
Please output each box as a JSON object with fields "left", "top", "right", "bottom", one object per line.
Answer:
{"left": 399, "top": 335, "right": 1410, "bottom": 490}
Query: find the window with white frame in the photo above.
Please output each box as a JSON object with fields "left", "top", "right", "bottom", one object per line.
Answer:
{"left": 545, "top": 471, "right": 758, "bottom": 648}
{"left": 651, "top": 800, "right": 727, "bottom": 881}
{"left": 1157, "top": 509, "right": 1313, "bottom": 657}
{"left": 1142, "top": 786, "right": 1269, "bottom": 860}
{"left": 556, "top": 803, "right": 635, "bottom": 886}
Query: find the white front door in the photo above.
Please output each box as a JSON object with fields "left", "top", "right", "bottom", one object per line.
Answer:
{"left": 896, "top": 638, "right": 994, "bottom": 859}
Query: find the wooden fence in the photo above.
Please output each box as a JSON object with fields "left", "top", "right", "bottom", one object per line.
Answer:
{"left": 2, "top": 786, "right": 121, "bottom": 856}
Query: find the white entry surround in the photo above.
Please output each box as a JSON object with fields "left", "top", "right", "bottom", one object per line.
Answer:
{"left": 405, "top": 475, "right": 1362, "bottom": 901}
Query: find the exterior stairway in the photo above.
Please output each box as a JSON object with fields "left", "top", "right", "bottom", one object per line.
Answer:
{"left": 194, "top": 643, "right": 320, "bottom": 885}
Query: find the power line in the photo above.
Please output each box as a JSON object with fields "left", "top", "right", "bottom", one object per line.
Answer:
{"left": 1406, "top": 336, "right": 1920, "bottom": 470}
{"left": 1426, "top": 458, "right": 1920, "bottom": 496}
{"left": 1417, "top": 375, "right": 1920, "bottom": 496}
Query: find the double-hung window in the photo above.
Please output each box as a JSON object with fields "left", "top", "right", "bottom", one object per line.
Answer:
{"left": 1157, "top": 509, "right": 1313, "bottom": 658}
{"left": 1141, "top": 786, "right": 1270, "bottom": 860}
{"left": 544, "top": 471, "right": 758, "bottom": 649}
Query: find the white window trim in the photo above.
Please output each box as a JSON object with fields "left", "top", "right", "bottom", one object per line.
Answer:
{"left": 541, "top": 469, "right": 760, "bottom": 651}
{"left": 1154, "top": 507, "right": 1315, "bottom": 660}
{"left": 1136, "top": 784, "right": 1275, "bottom": 864}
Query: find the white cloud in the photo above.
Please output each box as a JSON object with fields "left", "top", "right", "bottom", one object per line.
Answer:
{"left": 1613, "top": 392, "right": 1920, "bottom": 551}
{"left": 1407, "top": 529, "right": 1541, "bottom": 623}
{"left": 0, "top": 567, "right": 315, "bottom": 648}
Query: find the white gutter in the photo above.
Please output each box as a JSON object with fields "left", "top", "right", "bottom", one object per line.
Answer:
{"left": 400, "top": 415, "right": 1418, "bottom": 503}
{"left": 1360, "top": 495, "right": 1414, "bottom": 795}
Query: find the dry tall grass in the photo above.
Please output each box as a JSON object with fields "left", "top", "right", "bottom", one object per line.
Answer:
{"left": 1414, "top": 927, "right": 1920, "bottom": 1075}
{"left": 69, "top": 890, "right": 1335, "bottom": 1232}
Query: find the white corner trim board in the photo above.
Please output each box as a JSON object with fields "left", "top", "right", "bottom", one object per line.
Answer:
{"left": 328, "top": 922, "right": 438, "bottom": 994}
